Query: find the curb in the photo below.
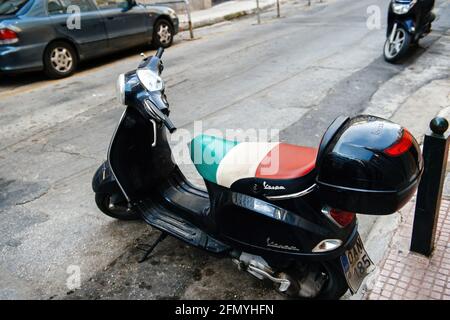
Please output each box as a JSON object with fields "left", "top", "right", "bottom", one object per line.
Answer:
{"left": 179, "top": 1, "right": 281, "bottom": 30}
{"left": 348, "top": 211, "right": 402, "bottom": 299}
{"left": 194, "top": 3, "right": 276, "bottom": 29}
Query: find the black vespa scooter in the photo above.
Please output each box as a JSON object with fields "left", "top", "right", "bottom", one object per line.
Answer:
{"left": 92, "top": 48, "right": 423, "bottom": 299}
{"left": 384, "top": 0, "right": 436, "bottom": 63}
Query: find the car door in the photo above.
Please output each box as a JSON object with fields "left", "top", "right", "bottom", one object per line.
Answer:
{"left": 93, "top": 0, "right": 148, "bottom": 50}
{"left": 47, "top": 0, "right": 109, "bottom": 58}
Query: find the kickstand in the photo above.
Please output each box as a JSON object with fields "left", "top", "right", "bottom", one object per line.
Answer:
{"left": 137, "top": 232, "right": 168, "bottom": 263}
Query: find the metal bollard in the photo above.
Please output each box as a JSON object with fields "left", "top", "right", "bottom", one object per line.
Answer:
{"left": 410, "top": 117, "right": 450, "bottom": 256}
{"left": 184, "top": 0, "right": 194, "bottom": 39}
{"left": 256, "top": 0, "right": 261, "bottom": 24}
{"left": 150, "top": 0, "right": 194, "bottom": 39}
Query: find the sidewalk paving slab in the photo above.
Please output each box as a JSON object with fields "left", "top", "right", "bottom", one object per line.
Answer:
{"left": 364, "top": 198, "right": 450, "bottom": 300}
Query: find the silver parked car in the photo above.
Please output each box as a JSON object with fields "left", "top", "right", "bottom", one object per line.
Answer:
{"left": 0, "top": 0, "right": 179, "bottom": 78}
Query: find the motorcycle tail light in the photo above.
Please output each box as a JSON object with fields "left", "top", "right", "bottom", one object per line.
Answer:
{"left": 384, "top": 129, "right": 413, "bottom": 157}
{"left": 329, "top": 208, "right": 355, "bottom": 227}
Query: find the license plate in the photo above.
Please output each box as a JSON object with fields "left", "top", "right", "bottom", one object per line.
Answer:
{"left": 340, "top": 234, "right": 375, "bottom": 294}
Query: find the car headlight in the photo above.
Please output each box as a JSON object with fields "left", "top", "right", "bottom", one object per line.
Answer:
{"left": 392, "top": 0, "right": 417, "bottom": 14}
{"left": 116, "top": 73, "right": 126, "bottom": 105}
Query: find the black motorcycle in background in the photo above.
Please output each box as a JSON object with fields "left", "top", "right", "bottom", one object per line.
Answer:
{"left": 384, "top": 0, "right": 436, "bottom": 62}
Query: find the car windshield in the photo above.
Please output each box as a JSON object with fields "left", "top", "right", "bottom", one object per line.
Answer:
{"left": 0, "top": 0, "right": 29, "bottom": 15}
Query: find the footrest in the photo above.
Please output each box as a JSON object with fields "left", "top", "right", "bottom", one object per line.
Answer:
{"left": 136, "top": 198, "right": 229, "bottom": 253}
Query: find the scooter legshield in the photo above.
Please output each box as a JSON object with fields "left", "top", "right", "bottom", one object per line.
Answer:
{"left": 107, "top": 107, "right": 176, "bottom": 202}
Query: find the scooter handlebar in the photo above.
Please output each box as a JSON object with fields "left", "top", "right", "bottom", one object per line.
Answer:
{"left": 144, "top": 99, "right": 177, "bottom": 133}
{"left": 163, "top": 116, "right": 177, "bottom": 134}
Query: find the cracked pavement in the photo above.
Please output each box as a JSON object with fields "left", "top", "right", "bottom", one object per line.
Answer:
{"left": 0, "top": 0, "right": 449, "bottom": 299}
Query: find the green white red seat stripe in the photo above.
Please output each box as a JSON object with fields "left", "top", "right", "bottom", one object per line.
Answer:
{"left": 190, "top": 134, "right": 317, "bottom": 188}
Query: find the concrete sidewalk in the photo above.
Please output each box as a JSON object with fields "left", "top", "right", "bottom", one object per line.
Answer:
{"left": 191, "top": 0, "right": 274, "bottom": 28}
{"left": 364, "top": 198, "right": 450, "bottom": 300}
{"left": 179, "top": 0, "right": 289, "bottom": 29}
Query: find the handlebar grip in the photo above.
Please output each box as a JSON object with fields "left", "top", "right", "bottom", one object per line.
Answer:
{"left": 164, "top": 117, "right": 177, "bottom": 133}
{"left": 155, "top": 47, "right": 164, "bottom": 59}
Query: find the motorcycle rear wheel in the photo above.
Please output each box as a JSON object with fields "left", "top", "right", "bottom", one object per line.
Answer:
{"left": 314, "top": 262, "right": 349, "bottom": 300}
{"left": 280, "top": 261, "right": 348, "bottom": 300}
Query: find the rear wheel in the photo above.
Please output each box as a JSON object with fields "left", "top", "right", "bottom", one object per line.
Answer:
{"left": 384, "top": 26, "right": 411, "bottom": 63}
{"left": 314, "top": 262, "right": 349, "bottom": 300}
{"left": 95, "top": 193, "right": 140, "bottom": 220}
{"left": 43, "top": 41, "right": 78, "bottom": 78}
{"left": 152, "top": 19, "right": 174, "bottom": 48}
{"left": 279, "top": 261, "right": 348, "bottom": 300}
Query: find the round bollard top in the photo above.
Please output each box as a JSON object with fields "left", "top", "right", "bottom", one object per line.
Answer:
{"left": 430, "top": 117, "right": 449, "bottom": 135}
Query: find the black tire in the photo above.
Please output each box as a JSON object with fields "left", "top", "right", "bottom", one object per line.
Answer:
{"left": 152, "top": 19, "right": 174, "bottom": 48}
{"left": 314, "top": 261, "right": 349, "bottom": 300}
{"left": 43, "top": 41, "right": 78, "bottom": 79}
{"left": 95, "top": 193, "right": 140, "bottom": 221}
{"left": 283, "top": 261, "right": 348, "bottom": 300}
{"left": 383, "top": 26, "right": 411, "bottom": 63}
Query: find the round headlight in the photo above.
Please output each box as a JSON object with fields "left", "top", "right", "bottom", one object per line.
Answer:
{"left": 116, "top": 73, "right": 126, "bottom": 105}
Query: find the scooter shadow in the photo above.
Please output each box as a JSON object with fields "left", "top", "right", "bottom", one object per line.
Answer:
{"left": 391, "top": 33, "right": 440, "bottom": 65}
{"left": 133, "top": 231, "right": 285, "bottom": 300}
{"left": 68, "top": 223, "right": 287, "bottom": 300}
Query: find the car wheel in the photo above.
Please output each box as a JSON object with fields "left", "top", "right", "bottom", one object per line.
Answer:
{"left": 153, "top": 19, "right": 174, "bottom": 48}
{"left": 44, "top": 41, "right": 78, "bottom": 78}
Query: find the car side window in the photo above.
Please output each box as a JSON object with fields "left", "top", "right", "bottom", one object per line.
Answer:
{"left": 47, "top": 0, "right": 96, "bottom": 15}
{"left": 94, "top": 0, "right": 129, "bottom": 10}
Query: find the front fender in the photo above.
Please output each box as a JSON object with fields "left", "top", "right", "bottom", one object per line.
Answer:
{"left": 387, "top": 19, "right": 416, "bottom": 37}
{"left": 92, "top": 161, "right": 121, "bottom": 194}
{"left": 403, "top": 19, "right": 416, "bottom": 33}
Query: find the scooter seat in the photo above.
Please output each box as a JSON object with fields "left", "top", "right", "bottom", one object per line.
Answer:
{"left": 190, "top": 135, "right": 317, "bottom": 198}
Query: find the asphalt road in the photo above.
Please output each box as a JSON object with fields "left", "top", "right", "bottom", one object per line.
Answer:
{"left": 0, "top": 0, "right": 449, "bottom": 299}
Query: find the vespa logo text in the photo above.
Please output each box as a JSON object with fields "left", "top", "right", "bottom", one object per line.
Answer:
{"left": 263, "top": 181, "right": 285, "bottom": 191}
{"left": 266, "top": 238, "right": 299, "bottom": 251}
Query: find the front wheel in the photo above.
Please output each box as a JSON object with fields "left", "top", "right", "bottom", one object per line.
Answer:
{"left": 95, "top": 193, "right": 140, "bottom": 220}
{"left": 384, "top": 26, "right": 411, "bottom": 63}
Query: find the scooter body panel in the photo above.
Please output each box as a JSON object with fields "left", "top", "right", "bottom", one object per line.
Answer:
{"left": 205, "top": 181, "right": 357, "bottom": 262}
{"left": 107, "top": 106, "right": 176, "bottom": 202}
